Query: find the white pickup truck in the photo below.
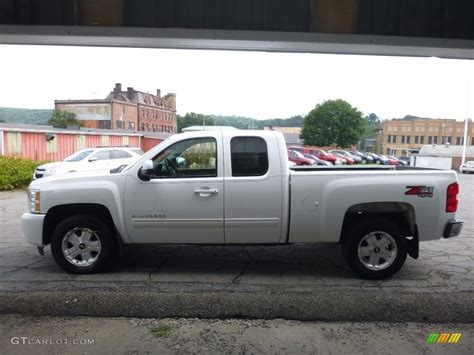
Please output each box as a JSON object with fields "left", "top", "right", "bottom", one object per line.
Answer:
{"left": 21, "top": 130, "right": 463, "bottom": 279}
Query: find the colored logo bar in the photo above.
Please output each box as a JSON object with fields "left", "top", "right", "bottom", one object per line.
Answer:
{"left": 426, "top": 333, "right": 462, "bottom": 344}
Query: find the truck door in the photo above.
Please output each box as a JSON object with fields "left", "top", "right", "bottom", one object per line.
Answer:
{"left": 223, "top": 134, "right": 284, "bottom": 243}
{"left": 123, "top": 134, "right": 224, "bottom": 243}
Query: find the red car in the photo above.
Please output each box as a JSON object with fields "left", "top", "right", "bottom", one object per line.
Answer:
{"left": 287, "top": 150, "right": 313, "bottom": 166}
{"left": 288, "top": 146, "right": 342, "bottom": 165}
{"left": 329, "top": 151, "right": 355, "bottom": 165}
{"left": 381, "top": 155, "right": 399, "bottom": 165}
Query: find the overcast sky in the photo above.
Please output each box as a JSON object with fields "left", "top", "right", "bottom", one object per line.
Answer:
{"left": 1, "top": 44, "right": 473, "bottom": 121}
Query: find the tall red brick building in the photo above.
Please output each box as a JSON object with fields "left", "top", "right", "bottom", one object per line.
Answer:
{"left": 55, "top": 83, "right": 176, "bottom": 133}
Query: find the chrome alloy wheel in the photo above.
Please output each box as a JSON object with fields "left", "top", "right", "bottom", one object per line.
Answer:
{"left": 61, "top": 228, "right": 102, "bottom": 267}
{"left": 357, "top": 231, "right": 397, "bottom": 271}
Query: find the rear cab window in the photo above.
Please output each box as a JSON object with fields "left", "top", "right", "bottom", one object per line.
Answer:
{"left": 231, "top": 137, "right": 269, "bottom": 177}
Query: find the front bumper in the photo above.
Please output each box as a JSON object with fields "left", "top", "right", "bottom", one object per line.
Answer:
{"left": 443, "top": 220, "right": 463, "bottom": 239}
{"left": 21, "top": 213, "right": 45, "bottom": 246}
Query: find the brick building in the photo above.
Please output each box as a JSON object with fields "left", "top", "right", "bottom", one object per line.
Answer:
{"left": 379, "top": 118, "right": 473, "bottom": 156}
{"left": 55, "top": 83, "right": 176, "bottom": 133}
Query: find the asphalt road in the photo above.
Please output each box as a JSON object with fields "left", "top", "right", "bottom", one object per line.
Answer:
{"left": 0, "top": 173, "right": 472, "bottom": 322}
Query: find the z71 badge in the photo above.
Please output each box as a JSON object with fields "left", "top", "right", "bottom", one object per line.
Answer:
{"left": 405, "top": 186, "right": 434, "bottom": 198}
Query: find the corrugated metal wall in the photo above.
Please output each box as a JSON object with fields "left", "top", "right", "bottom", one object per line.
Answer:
{"left": 2, "top": 131, "right": 149, "bottom": 161}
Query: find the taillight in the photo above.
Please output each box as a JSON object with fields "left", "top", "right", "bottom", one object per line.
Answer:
{"left": 446, "top": 182, "right": 459, "bottom": 213}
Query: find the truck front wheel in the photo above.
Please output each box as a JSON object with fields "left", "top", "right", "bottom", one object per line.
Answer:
{"left": 342, "top": 218, "right": 407, "bottom": 279}
{"left": 50, "top": 214, "right": 116, "bottom": 274}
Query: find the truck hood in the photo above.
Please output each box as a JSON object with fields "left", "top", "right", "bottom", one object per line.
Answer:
{"left": 29, "top": 169, "right": 114, "bottom": 189}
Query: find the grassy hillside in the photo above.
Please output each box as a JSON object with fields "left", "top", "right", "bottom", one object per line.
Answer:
{"left": 0, "top": 107, "right": 52, "bottom": 125}
{"left": 212, "top": 115, "right": 304, "bottom": 129}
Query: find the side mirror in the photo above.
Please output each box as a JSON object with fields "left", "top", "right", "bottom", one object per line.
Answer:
{"left": 88, "top": 157, "right": 98, "bottom": 162}
{"left": 140, "top": 160, "right": 155, "bottom": 177}
{"left": 176, "top": 157, "right": 186, "bottom": 167}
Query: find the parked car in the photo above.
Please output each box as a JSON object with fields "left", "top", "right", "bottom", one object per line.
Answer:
{"left": 350, "top": 151, "right": 374, "bottom": 164}
{"left": 34, "top": 147, "right": 144, "bottom": 179}
{"left": 329, "top": 150, "right": 361, "bottom": 164}
{"left": 287, "top": 150, "right": 313, "bottom": 166}
{"left": 22, "top": 130, "right": 463, "bottom": 279}
{"left": 388, "top": 156, "right": 408, "bottom": 166}
{"left": 329, "top": 151, "right": 354, "bottom": 165}
{"left": 303, "top": 154, "right": 332, "bottom": 166}
{"left": 365, "top": 152, "right": 389, "bottom": 165}
{"left": 459, "top": 161, "right": 474, "bottom": 173}
{"left": 397, "top": 156, "right": 411, "bottom": 166}
{"left": 380, "top": 155, "right": 399, "bottom": 166}
{"left": 288, "top": 146, "right": 342, "bottom": 165}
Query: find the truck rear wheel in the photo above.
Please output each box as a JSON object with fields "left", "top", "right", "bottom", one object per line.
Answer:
{"left": 50, "top": 214, "right": 115, "bottom": 274}
{"left": 342, "top": 218, "right": 407, "bottom": 279}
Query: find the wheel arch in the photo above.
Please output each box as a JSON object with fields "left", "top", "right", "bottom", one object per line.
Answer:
{"left": 340, "top": 202, "right": 419, "bottom": 259}
{"left": 43, "top": 204, "right": 119, "bottom": 246}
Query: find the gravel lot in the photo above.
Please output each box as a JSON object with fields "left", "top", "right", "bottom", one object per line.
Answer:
{"left": 0, "top": 173, "right": 472, "bottom": 322}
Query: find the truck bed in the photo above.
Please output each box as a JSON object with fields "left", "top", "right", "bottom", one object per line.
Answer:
{"left": 290, "top": 165, "right": 438, "bottom": 172}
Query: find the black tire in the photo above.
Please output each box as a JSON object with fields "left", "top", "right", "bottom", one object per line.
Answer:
{"left": 50, "top": 214, "right": 116, "bottom": 274}
{"left": 342, "top": 218, "right": 407, "bottom": 280}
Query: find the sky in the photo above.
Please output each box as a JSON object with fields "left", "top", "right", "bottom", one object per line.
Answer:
{"left": 0, "top": 44, "right": 473, "bottom": 121}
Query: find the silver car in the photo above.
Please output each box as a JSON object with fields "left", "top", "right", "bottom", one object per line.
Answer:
{"left": 459, "top": 161, "right": 474, "bottom": 173}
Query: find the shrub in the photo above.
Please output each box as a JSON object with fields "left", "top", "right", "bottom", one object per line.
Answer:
{"left": 0, "top": 156, "right": 45, "bottom": 190}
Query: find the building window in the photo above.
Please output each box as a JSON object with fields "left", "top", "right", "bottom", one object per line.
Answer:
{"left": 401, "top": 135, "right": 406, "bottom": 144}
{"left": 116, "top": 121, "right": 124, "bottom": 129}
{"left": 141, "top": 123, "right": 145, "bottom": 131}
{"left": 406, "top": 136, "right": 411, "bottom": 144}
{"left": 420, "top": 136, "right": 424, "bottom": 144}
{"left": 415, "top": 136, "right": 419, "bottom": 144}
{"left": 471, "top": 137, "right": 474, "bottom": 145}
{"left": 433, "top": 136, "right": 438, "bottom": 144}
{"left": 447, "top": 136, "right": 452, "bottom": 144}
{"left": 456, "top": 137, "right": 463, "bottom": 145}
{"left": 122, "top": 106, "right": 125, "bottom": 114}
{"left": 428, "top": 136, "right": 433, "bottom": 144}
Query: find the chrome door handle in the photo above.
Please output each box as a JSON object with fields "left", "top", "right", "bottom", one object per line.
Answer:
{"left": 194, "top": 188, "right": 218, "bottom": 196}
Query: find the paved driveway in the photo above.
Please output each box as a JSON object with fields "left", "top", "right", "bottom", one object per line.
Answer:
{"left": 0, "top": 173, "right": 472, "bottom": 322}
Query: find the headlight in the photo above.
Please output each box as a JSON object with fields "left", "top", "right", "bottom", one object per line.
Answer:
{"left": 28, "top": 189, "right": 41, "bottom": 214}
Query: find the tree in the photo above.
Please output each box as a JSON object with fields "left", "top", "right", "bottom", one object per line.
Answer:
{"left": 48, "top": 110, "right": 82, "bottom": 128}
{"left": 366, "top": 113, "right": 381, "bottom": 125}
{"left": 300, "top": 99, "right": 366, "bottom": 147}
{"left": 177, "top": 112, "right": 215, "bottom": 132}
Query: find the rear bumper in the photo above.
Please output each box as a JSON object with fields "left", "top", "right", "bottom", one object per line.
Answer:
{"left": 21, "top": 213, "right": 45, "bottom": 246}
{"left": 443, "top": 220, "right": 463, "bottom": 239}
